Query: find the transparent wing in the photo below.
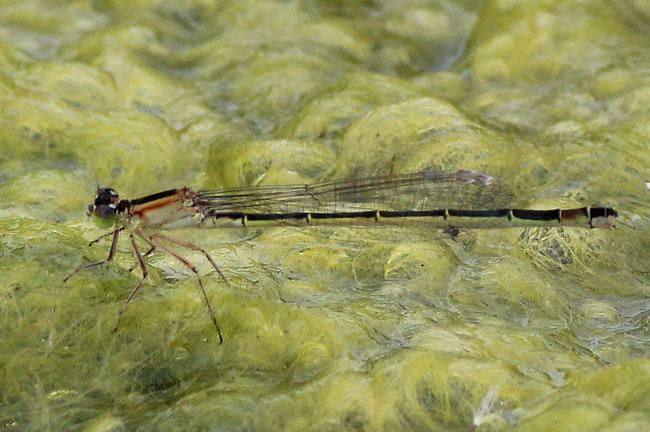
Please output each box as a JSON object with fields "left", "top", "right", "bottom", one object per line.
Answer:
{"left": 196, "top": 169, "right": 514, "bottom": 214}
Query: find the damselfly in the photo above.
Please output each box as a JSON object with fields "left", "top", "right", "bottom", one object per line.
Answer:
{"left": 64, "top": 169, "right": 618, "bottom": 343}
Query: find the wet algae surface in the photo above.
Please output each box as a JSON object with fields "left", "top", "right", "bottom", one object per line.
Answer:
{"left": 1, "top": 0, "right": 650, "bottom": 431}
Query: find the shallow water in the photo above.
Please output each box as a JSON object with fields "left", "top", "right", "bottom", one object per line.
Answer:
{"left": 1, "top": 1, "right": 650, "bottom": 431}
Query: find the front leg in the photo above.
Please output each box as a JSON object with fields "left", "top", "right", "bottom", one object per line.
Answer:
{"left": 63, "top": 228, "right": 122, "bottom": 283}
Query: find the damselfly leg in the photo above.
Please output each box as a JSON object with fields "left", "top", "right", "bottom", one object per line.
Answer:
{"left": 65, "top": 227, "right": 226, "bottom": 344}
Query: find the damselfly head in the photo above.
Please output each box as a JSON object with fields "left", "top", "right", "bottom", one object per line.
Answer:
{"left": 88, "top": 188, "right": 120, "bottom": 228}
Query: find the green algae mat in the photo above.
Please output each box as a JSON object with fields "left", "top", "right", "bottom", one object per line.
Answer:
{"left": 1, "top": 1, "right": 650, "bottom": 431}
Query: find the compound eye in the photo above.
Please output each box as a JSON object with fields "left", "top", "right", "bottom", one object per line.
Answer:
{"left": 93, "top": 205, "right": 116, "bottom": 220}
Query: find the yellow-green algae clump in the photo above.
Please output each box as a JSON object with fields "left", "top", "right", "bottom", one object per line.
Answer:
{"left": 1, "top": 0, "right": 650, "bottom": 431}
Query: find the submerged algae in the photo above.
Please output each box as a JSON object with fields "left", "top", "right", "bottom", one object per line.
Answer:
{"left": 0, "top": 0, "right": 649, "bottom": 431}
